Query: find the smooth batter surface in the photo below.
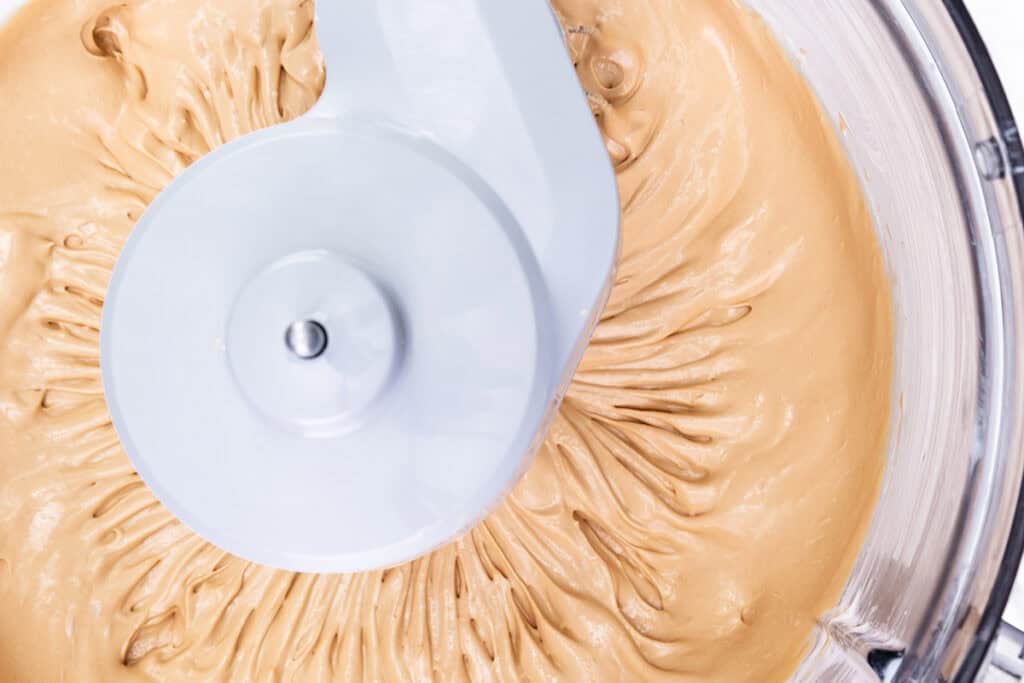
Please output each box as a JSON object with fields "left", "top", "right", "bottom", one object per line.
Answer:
{"left": 0, "top": 0, "right": 892, "bottom": 681}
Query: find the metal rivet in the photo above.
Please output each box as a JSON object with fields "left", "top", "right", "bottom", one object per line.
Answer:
{"left": 285, "top": 319, "right": 328, "bottom": 360}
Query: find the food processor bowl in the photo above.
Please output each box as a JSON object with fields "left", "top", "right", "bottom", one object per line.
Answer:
{"left": 739, "top": 1, "right": 1024, "bottom": 680}
{"left": 2, "top": 0, "right": 1023, "bottom": 681}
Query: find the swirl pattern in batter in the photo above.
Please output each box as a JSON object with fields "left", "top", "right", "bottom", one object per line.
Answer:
{"left": 0, "top": 0, "right": 892, "bottom": 681}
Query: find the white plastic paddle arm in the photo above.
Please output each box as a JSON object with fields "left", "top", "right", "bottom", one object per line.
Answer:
{"left": 310, "top": 0, "right": 563, "bottom": 123}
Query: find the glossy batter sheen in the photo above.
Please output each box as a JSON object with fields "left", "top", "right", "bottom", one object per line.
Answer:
{"left": 0, "top": 0, "right": 893, "bottom": 681}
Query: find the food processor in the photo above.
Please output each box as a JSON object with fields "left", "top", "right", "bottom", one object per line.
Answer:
{"left": 4, "top": 0, "right": 1024, "bottom": 681}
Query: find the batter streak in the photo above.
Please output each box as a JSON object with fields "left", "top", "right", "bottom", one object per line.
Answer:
{"left": 0, "top": 0, "right": 892, "bottom": 681}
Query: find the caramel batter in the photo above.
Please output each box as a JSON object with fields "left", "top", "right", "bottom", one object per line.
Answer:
{"left": 0, "top": 0, "right": 892, "bottom": 681}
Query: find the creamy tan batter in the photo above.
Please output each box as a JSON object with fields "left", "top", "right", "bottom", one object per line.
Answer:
{"left": 0, "top": 0, "right": 892, "bottom": 681}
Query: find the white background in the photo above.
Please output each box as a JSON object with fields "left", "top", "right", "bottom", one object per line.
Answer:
{"left": 968, "top": 0, "right": 1023, "bottom": 119}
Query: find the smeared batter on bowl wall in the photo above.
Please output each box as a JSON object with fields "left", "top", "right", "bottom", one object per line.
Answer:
{"left": 0, "top": 0, "right": 892, "bottom": 680}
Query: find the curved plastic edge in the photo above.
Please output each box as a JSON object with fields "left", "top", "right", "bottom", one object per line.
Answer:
{"left": 942, "top": 1, "right": 1024, "bottom": 680}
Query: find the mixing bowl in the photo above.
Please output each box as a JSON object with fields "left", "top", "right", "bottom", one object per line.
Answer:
{"left": 2, "top": 0, "right": 1022, "bottom": 681}
{"left": 744, "top": 2, "right": 1024, "bottom": 681}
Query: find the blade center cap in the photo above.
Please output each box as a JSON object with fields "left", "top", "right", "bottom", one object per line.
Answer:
{"left": 226, "top": 249, "right": 401, "bottom": 437}
{"left": 285, "top": 319, "right": 329, "bottom": 360}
